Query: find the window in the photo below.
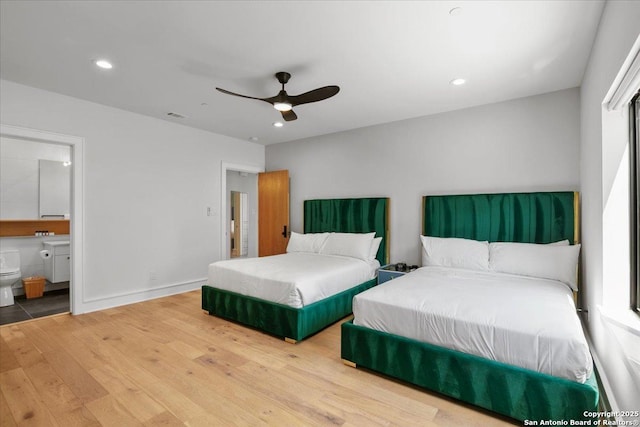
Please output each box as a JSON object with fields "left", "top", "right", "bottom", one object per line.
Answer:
{"left": 631, "top": 91, "right": 640, "bottom": 313}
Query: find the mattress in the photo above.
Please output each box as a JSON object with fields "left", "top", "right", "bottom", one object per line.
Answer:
{"left": 208, "top": 252, "right": 379, "bottom": 309}
{"left": 352, "top": 266, "right": 593, "bottom": 383}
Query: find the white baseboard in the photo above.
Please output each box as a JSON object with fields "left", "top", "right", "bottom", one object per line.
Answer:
{"left": 74, "top": 278, "right": 207, "bottom": 314}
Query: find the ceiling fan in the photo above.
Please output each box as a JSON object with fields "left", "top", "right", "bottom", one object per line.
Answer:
{"left": 216, "top": 72, "right": 340, "bottom": 122}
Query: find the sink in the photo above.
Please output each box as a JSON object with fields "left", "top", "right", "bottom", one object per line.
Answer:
{"left": 43, "top": 241, "right": 70, "bottom": 247}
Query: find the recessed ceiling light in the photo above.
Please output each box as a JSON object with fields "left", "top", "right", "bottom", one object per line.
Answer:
{"left": 450, "top": 78, "right": 466, "bottom": 86}
{"left": 249, "top": 136, "right": 259, "bottom": 141}
{"left": 273, "top": 122, "right": 284, "bottom": 128}
{"left": 449, "top": 7, "right": 462, "bottom": 16}
{"left": 94, "top": 59, "right": 113, "bottom": 69}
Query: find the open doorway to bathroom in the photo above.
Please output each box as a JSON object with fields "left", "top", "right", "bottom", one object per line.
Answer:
{"left": 0, "top": 132, "right": 74, "bottom": 325}
{"left": 226, "top": 170, "right": 258, "bottom": 259}
{"left": 230, "top": 191, "right": 248, "bottom": 258}
{"left": 220, "top": 163, "right": 263, "bottom": 261}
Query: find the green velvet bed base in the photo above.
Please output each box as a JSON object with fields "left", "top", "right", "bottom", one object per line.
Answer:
{"left": 201, "top": 197, "right": 389, "bottom": 342}
{"left": 341, "top": 320, "right": 599, "bottom": 422}
{"left": 341, "top": 191, "right": 598, "bottom": 421}
{"left": 202, "top": 278, "right": 376, "bottom": 342}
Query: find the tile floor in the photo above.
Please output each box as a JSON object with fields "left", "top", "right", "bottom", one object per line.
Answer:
{"left": 0, "top": 288, "right": 70, "bottom": 325}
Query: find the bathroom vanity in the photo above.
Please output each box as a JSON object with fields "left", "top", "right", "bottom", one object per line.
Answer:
{"left": 43, "top": 241, "right": 70, "bottom": 283}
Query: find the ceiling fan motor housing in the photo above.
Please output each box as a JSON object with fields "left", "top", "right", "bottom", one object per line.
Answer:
{"left": 275, "top": 71, "right": 291, "bottom": 85}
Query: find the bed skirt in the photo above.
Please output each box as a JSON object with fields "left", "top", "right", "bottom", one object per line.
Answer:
{"left": 341, "top": 320, "right": 599, "bottom": 422}
{"left": 202, "top": 278, "right": 377, "bottom": 342}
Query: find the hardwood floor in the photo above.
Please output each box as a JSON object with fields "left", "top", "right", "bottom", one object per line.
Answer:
{"left": 0, "top": 290, "right": 517, "bottom": 426}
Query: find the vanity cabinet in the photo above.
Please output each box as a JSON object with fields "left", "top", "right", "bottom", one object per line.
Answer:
{"left": 43, "top": 241, "right": 70, "bottom": 283}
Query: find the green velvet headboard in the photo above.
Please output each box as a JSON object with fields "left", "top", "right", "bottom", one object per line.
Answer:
{"left": 423, "top": 191, "right": 579, "bottom": 244}
{"left": 304, "top": 197, "right": 389, "bottom": 265}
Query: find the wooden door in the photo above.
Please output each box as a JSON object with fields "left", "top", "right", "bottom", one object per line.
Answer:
{"left": 258, "top": 170, "right": 289, "bottom": 256}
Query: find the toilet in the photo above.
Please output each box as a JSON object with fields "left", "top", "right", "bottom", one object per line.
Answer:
{"left": 0, "top": 250, "right": 21, "bottom": 307}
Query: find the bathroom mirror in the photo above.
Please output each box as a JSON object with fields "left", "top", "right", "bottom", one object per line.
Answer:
{"left": 39, "top": 159, "right": 70, "bottom": 218}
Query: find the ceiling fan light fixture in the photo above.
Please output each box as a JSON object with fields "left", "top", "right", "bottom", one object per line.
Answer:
{"left": 273, "top": 102, "right": 293, "bottom": 112}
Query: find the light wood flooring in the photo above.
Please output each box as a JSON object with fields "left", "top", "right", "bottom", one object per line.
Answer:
{"left": 0, "top": 290, "right": 518, "bottom": 426}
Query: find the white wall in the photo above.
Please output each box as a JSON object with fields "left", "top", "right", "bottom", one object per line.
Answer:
{"left": 579, "top": 0, "right": 640, "bottom": 415}
{"left": 266, "top": 88, "right": 580, "bottom": 265}
{"left": 0, "top": 79, "right": 264, "bottom": 313}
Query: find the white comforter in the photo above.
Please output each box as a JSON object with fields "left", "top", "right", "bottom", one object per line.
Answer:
{"left": 353, "top": 266, "right": 593, "bottom": 383}
{"left": 208, "top": 252, "right": 379, "bottom": 309}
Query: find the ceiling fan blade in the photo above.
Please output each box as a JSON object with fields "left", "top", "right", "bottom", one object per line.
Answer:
{"left": 281, "top": 109, "right": 297, "bottom": 121}
{"left": 216, "top": 87, "right": 271, "bottom": 103}
{"left": 289, "top": 86, "right": 340, "bottom": 106}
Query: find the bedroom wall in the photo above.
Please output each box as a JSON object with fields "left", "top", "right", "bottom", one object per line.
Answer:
{"left": 579, "top": 0, "right": 640, "bottom": 415}
{"left": 0, "top": 79, "right": 265, "bottom": 313}
{"left": 266, "top": 88, "right": 580, "bottom": 266}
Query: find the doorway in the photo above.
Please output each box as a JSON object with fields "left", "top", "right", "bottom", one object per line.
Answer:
{"left": 0, "top": 139, "right": 71, "bottom": 324}
{"left": 0, "top": 124, "right": 84, "bottom": 316}
{"left": 221, "top": 163, "right": 263, "bottom": 260}
{"left": 230, "top": 191, "right": 248, "bottom": 258}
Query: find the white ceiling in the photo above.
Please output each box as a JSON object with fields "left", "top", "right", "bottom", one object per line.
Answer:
{"left": 0, "top": 1, "right": 604, "bottom": 146}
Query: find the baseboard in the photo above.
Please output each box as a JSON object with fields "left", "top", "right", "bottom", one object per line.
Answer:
{"left": 74, "top": 278, "right": 207, "bottom": 314}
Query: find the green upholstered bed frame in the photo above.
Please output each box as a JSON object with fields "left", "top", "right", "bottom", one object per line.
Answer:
{"left": 341, "top": 191, "right": 599, "bottom": 422}
{"left": 202, "top": 197, "right": 389, "bottom": 343}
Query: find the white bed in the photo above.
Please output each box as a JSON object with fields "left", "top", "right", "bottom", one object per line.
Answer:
{"left": 203, "top": 197, "right": 390, "bottom": 342}
{"left": 342, "top": 192, "right": 598, "bottom": 422}
{"left": 352, "top": 265, "right": 593, "bottom": 383}
{"left": 208, "top": 252, "right": 379, "bottom": 309}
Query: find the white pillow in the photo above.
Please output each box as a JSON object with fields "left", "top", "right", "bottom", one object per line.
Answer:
{"left": 286, "top": 232, "right": 329, "bottom": 253}
{"left": 320, "top": 232, "right": 375, "bottom": 261}
{"left": 420, "top": 236, "right": 489, "bottom": 271}
{"left": 369, "top": 237, "right": 382, "bottom": 261}
{"left": 489, "top": 242, "right": 581, "bottom": 290}
{"left": 548, "top": 239, "right": 570, "bottom": 246}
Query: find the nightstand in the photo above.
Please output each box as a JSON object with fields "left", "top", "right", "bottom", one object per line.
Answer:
{"left": 378, "top": 263, "right": 418, "bottom": 285}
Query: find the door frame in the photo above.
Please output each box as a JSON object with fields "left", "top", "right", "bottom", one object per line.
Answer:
{"left": 220, "top": 162, "right": 264, "bottom": 260}
{"left": 1, "top": 124, "right": 84, "bottom": 314}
